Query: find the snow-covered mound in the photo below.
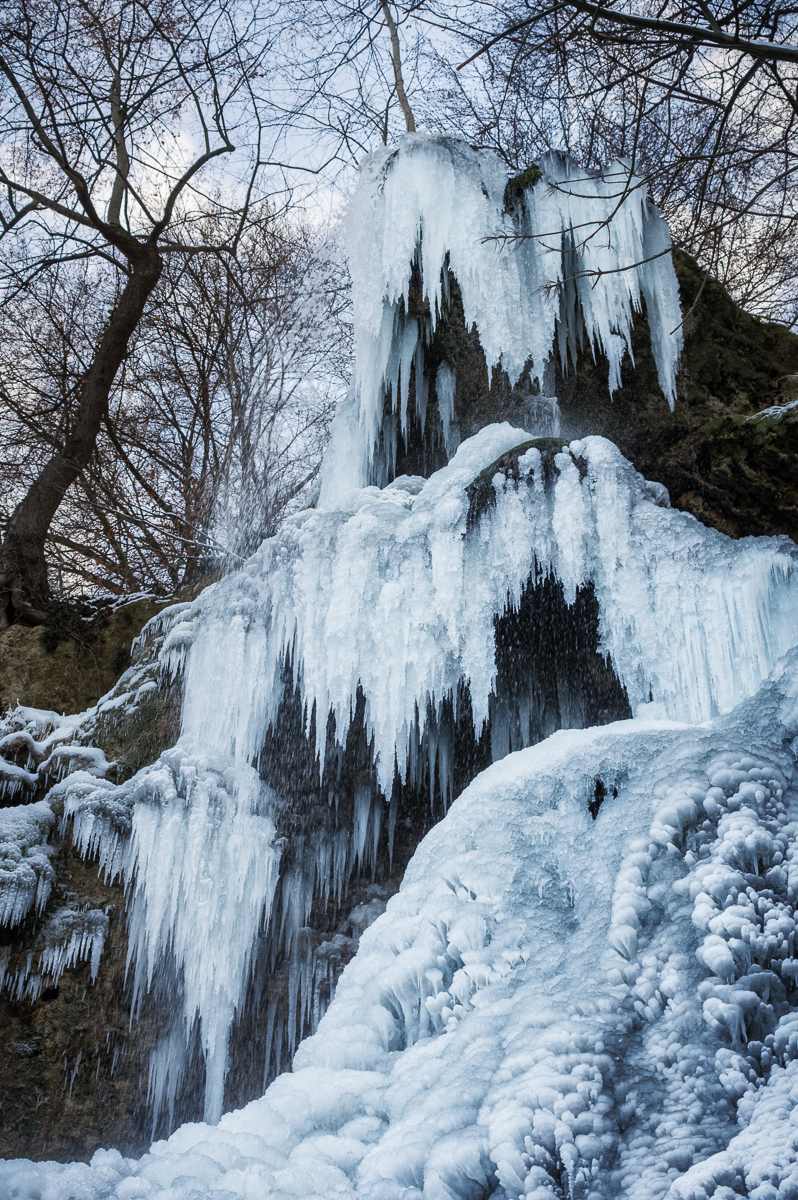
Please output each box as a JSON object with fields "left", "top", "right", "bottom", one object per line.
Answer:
{"left": 5, "top": 651, "right": 798, "bottom": 1198}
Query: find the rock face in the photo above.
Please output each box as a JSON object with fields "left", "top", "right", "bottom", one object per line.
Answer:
{"left": 556, "top": 251, "right": 798, "bottom": 542}
{"left": 0, "top": 846, "right": 158, "bottom": 1161}
{"left": 0, "top": 598, "right": 167, "bottom": 716}
{"left": 0, "top": 599, "right": 181, "bottom": 1161}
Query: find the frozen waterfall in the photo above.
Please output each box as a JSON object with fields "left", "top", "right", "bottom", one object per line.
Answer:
{"left": 321, "top": 136, "right": 682, "bottom": 505}
{"left": 2, "top": 134, "right": 798, "bottom": 1199}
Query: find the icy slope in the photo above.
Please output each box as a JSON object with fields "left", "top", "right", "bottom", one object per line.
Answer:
{"left": 5, "top": 652, "right": 798, "bottom": 1198}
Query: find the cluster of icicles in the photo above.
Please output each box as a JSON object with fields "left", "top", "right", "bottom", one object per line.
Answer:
{"left": 321, "top": 136, "right": 682, "bottom": 503}
{"left": 24, "top": 428, "right": 798, "bottom": 1128}
{"left": 0, "top": 136, "right": 792, "bottom": 1135}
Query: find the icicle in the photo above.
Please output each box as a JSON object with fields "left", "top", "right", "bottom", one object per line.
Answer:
{"left": 353, "top": 786, "right": 372, "bottom": 873}
{"left": 125, "top": 750, "right": 281, "bottom": 1126}
{"left": 321, "top": 135, "right": 682, "bottom": 503}
{"left": 436, "top": 363, "right": 459, "bottom": 457}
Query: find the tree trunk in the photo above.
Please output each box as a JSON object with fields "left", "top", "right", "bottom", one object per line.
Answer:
{"left": 0, "top": 246, "right": 163, "bottom": 629}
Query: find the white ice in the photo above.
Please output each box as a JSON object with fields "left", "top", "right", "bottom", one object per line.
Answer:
{"left": 1, "top": 906, "right": 110, "bottom": 1002}
{"left": 0, "top": 799, "right": 56, "bottom": 927}
{"left": 159, "top": 429, "right": 798, "bottom": 800}
{"left": 0, "top": 705, "right": 111, "bottom": 803}
{"left": 4, "top": 650, "right": 798, "bottom": 1198}
{"left": 3, "top": 134, "right": 797, "bottom": 1195}
{"left": 321, "top": 136, "right": 682, "bottom": 503}
{"left": 13, "top": 425, "right": 796, "bottom": 1130}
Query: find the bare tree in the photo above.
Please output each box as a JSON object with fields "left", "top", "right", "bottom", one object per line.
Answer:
{"left": 1, "top": 214, "right": 349, "bottom": 595}
{"left": 0, "top": 0, "right": 274, "bottom": 627}
{"left": 272, "top": 1, "right": 424, "bottom": 165}
{"left": 380, "top": 1, "right": 417, "bottom": 131}
{"left": 419, "top": 0, "right": 798, "bottom": 323}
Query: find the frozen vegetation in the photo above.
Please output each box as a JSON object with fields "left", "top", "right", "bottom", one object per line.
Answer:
{"left": 2, "top": 135, "right": 798, "bottom": 1196}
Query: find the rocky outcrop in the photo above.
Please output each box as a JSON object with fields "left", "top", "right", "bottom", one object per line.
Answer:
{"left": 556, "top": 250, "right": 798, "bottom": 541}
{"left": 390, "top": 250, "right": 798, "bottom": 543}
{"left": 0, "top": 598, "right": 167, "bottom": 717}
{"left": 0, "top": 844, "right": 157, "bottom": 1161}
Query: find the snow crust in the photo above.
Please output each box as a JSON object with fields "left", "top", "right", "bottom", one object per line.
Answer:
{"left": 5, "top": 652, "right": 798, "bottom": 1198}
{"left": 321, "top": 136, "right": 682, "bottom": 504}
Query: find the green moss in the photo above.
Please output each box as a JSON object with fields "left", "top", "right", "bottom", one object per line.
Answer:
{"left": 510, "top": 163, "right": 543, "bottom": 190}
{"left": 504, "top": 163, "right": 543, "bottom": 209}
{"left": 1, "top": 597, "right": 167, "bottom": 714}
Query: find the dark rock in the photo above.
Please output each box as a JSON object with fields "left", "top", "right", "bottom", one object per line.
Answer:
{"left": 556, "top": 250, "right": 798, "bottom": 542}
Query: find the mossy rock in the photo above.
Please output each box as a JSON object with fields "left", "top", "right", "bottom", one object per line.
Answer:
{"left": 0, "top": 598, "right": 168, "bottom": 716}
{"left": 504, "top": 163, "right": 543, "bottom": 208}
{"left": 555, "top": 249, "right": 798, "bottom": 541}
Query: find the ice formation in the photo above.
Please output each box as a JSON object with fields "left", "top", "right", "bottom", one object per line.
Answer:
{"left": 161, "top": 428, "right": 798, "bottom": 800}
{"left": 4, "top": 654, "right": 798, "bottom": 1198}
{"left": 4, "top": 425, "right": 797, "bottom": 1145}
{"left": 0, "top": 799, "right": 56, "bottom": 926}
{"left": 0, "top": 906, "right": 110, "bottom": 1003}
{"left": 0, "top": 706, "right": 110, "bottom": 803}
{"left": 4, "top": 133, "right": 798, "bottom": 1196}
{"left": 321, "top": 136, "right": 682, "bottom": 504}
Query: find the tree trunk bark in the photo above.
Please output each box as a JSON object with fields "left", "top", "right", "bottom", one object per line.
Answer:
{"left": 0, "top": 246, "right": 163, "bottom": 629}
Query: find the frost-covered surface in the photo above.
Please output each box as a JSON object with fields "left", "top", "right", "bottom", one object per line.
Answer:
{"left": 321, "top": 136, "right": 682, "bottom": 503}
{"left": 5, "top": 652, "right": 798, "bottom": 1198}
{"left": 0, "top": 906, "right": 110, "bottom": 1002}
{"left": 0, "top": 800, "right": 56, "bottom": 926}
{"left": 0, "top": 705, "right": 111, "bottom": 803}
{"left": 747, "top": 396, "right": 798, "bottom": 422}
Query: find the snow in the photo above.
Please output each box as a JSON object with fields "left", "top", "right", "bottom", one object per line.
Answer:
{"left": 748, "top": 396, "right": 798, "bottom": 421}
{"left": 321, "top": 136, "right": 682, "bottom": 503}
{"left": 0, "top": 800, "right": 56, "bottom": 927}
{"left": 0, "top": 706, "right": 110, "bottom": 802}
{"left": 4, "top": 653, "right": 798, "bottom": 1197}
